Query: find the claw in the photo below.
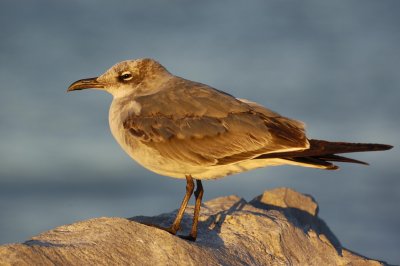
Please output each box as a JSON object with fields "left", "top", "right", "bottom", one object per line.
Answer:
{"left": 178, "top": 234, "right": 196, "bottom": 242}
{"left": 142, "top": 223, "right": 178, "bottom": 235}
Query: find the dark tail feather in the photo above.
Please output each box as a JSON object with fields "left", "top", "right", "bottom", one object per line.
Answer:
{"left": 257, "top": 139, "right": 392, "bottom": 159}
{"left": 315, "top": 154, "right": 369, "bottom": 165}
{"left": 306, "top": 139, "right": 393, "bottom": 155}
{"left": 255, "top": 139, "right": 392, "bottom": 169}
{"left": 285, "top": 156, "right": 339, "bottom": 170}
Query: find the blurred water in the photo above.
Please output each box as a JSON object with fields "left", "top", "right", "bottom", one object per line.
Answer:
{"left": 0, "top": 0, "right": 399, "bottom": 264}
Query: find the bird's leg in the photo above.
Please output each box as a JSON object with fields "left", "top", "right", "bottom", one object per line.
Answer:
{"left": 164, "top": 174, "right": 195, "bottom": 234}
{"left": 181, "top": 179, "right": 204, "bottom": 241}
{"left": 144, "top": 175, "right": 203, "bottom": 241}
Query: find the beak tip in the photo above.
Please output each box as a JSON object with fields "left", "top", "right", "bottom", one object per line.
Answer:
{"left": 66, "top": 87, "right": 78, "bottom": 93}
{"left": 66, "top": 86, "right": 77, "bottom": 92}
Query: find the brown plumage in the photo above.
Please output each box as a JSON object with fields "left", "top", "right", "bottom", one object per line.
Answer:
{"left": 123, "top": 78, "right": 309, "bottom": 167}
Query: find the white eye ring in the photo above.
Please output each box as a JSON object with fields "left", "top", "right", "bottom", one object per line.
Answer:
{"left": 120, "top": 71, "right": 133, "bottom": 81}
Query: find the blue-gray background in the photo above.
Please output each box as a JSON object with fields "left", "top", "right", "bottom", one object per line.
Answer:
{"left": 0, "top": 0, "right": 399, "bottom": 263}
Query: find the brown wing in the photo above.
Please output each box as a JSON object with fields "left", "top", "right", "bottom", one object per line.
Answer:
{"left": 123, "top": 77, "right": 309, "bottom": 166}
{"left": 134, "top": 77, "right": 251, "bottom": 118}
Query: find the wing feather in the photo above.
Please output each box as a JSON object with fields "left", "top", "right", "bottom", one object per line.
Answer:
{"left": 123, "top": 77, "right": 309, "bottom": 166}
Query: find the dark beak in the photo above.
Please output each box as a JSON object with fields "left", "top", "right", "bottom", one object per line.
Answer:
{"left": 67, "top": 77, "right": 105, "bottom": 92}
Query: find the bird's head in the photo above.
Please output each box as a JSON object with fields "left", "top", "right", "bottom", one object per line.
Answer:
{"left": 67, "top": 58, "right": 170, "bottom": 98}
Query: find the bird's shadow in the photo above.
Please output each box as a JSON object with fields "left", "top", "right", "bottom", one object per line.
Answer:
{"left": 129, "top": 199, "right": 247, "bottom": 248}
{"left": 129, "top": 196, "right": 344, "bottom": 255}
{"left": 249, "top": 199, "right": 342, "bottom": 254}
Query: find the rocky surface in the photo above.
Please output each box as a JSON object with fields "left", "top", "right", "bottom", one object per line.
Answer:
{"left": 0, "top": 187, "right": 386, "bottom": 265}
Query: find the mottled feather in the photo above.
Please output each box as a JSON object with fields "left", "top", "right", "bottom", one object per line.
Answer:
{"left": 122, "top": 77, "right": 309, "bottom": 166}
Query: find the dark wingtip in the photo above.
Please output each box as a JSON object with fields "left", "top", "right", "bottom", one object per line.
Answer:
{"left": 383, "top": 144, "right": 394, "bottom": 150}
{"left": 366, "top": 143, "right": 393, "bottom": 151}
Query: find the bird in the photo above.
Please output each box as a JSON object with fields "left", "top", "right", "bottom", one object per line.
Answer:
{"left": 67, "top": 58, "right": 392, "bottom": 241}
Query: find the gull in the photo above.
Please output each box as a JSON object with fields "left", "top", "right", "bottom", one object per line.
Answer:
{"left": 68, "top": 58, "right": 392, "bottom": 241}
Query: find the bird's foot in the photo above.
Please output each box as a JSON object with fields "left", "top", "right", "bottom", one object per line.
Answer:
{"left": 142, "top": 223, "right": 179, "bottom": 235}
{"left": 142, "top": 223, "right": 197, "bottom": 241}
{"left": 178, "top": 234, "right": 196, "bottom": 242}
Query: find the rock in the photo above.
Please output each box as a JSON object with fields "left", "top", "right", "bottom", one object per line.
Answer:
{"left": 0, "top": 187, "right": 386, "bottom": 265}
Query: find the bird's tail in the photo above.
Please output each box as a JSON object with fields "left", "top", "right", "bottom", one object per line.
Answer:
{"left": 256, "top": 139, "right": 393, "bottom": 170}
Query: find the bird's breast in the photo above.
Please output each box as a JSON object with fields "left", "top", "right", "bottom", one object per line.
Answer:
{"left": 109, "top": 99, "right": 141, "bottom": 152}
{"left": 108, "top": 99, "right": 181, "bottom": 177}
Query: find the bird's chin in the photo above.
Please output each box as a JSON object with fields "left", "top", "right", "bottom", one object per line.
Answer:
{"left": 67, "top": 77, "right": 105, "bottom": 92}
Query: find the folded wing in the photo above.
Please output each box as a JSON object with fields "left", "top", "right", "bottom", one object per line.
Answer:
{"left": 122, "top": 78, "right": 309, "bottom": 166}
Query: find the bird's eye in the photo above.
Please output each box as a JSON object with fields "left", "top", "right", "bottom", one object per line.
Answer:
{"left": 120, "top": 71, "right": 133, "bottom": 81}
